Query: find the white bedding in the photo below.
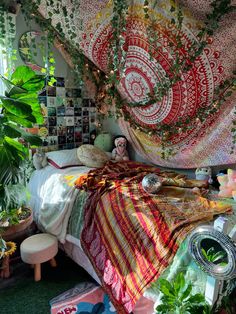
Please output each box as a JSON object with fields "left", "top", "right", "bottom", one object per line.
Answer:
{"left": 28, "top": 165, "right": 92, "bottom": 243}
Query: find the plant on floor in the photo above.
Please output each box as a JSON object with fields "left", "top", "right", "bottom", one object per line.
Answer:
{"left": 0, "top": 65, "right": 44, "bottom": 230}
{"left": 155, "top": 272, "right": 211, "bottom": 314}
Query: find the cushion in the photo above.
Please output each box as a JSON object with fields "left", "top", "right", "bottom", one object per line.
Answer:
{"left": 77, "top": 144, "right": 109, "bottom": 168}
{"left": 46, "top": 148, "right": 82, "bottom": 169}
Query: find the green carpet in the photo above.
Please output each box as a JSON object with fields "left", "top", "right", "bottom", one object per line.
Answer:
{"left": 0, "top": 250, "right": 93, "bottom": 314}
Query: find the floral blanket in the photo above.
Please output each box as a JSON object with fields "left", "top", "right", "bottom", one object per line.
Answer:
{"left": 75, "top": 161, "right": 232, "bottom": 313}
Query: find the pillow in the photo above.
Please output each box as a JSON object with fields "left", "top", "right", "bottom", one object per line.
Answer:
{"left": 77, "top": 144, "right": 109, "bottom": 168}
{"left": 46, "top": 148, "right": 82, "bottom": 169}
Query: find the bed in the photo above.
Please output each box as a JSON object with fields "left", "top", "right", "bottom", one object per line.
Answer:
{"left": 28, "top": 154, "right": 235, "bottom": 314}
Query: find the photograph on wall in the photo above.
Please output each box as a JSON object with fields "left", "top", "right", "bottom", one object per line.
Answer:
{"left": 57, "top": 116, "right": 66, "bottom": 127}
{"left": 56, "top": 96, "right": 65, "bottom": 106}
{"left": 66, "top": 117, "right": 74, "bottom": 126}
{"left": 58, "top": 126, "right": 67, "bottom": 136}
{"left": 47, "top": 86, "right": 56, "bottom": 97}
{"left": 56, "top": 87, "right": 66, "bottom": 97}
{"left": 56, "top": 77, "right": 65, "bottom": 87}
{"left": 48, "top": 97, "right": 56, "bottom": 107}
{"left": 57, "top": 106, "right": 65, "bottom": 116}
{"left": 47, "top": 107, "right": 56, "bottom": 116}
{"left": 48, "top": 126, "right": 57, "bottom": 136}
{"left": 47, "top": 136, "right": 58, "bottom": 146}
{"left": 66, "top": 98, "right": 74, "bottom": 107}
{"left": 58, "top": 135, "right": 66, "bottom": 145}
{"left": 74, "top": 107, "right": 82, "bottom": 116}
{"left": 75, "top": 117, "right": 82, "bottom": 127}
{"left": 74, "top": 98, "right": 82, "bottom": 107}
{"left": 65, "top": 107, "right": 74, "bottom": 116}
{"left": 48, "top": 116, "right": 57, "bottom": 126}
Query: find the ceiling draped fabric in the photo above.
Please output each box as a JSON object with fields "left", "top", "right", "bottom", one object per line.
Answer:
{"left": 38, "top": 0, "right": 236, "bottom": 168}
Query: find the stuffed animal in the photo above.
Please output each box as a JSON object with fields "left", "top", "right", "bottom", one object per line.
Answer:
{"left": 112, "top": 136, "right": 129, "bottom": 162}
{"left": 217, "top": 169, "right": 236, "bottom": 198}
{"left": 195, "top": 167, "right": 213, "bottom": 184}
{"left": 33, "top": 150, "right": 48, "bottom": 170}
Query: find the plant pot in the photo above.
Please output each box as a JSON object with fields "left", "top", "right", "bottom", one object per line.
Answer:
{"left": 1, "top": 208, "right": 33, "bottom": 241}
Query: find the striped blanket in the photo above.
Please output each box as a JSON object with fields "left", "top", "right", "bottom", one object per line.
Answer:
{"left": 75, "top": 161, "right": 231, "bottom": 313}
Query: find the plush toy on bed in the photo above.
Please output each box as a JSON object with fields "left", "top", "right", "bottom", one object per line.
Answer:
{"left": 195, "top": 167, "right": 213, "bottom": 184}
{"left": 33, "top": 150, "right": 48, "bottom": 170}
{"left": 111, "top": 135, "right": 129, "bottom": 162}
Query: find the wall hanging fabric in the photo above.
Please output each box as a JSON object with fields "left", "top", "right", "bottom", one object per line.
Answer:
{"left": 37, "top": 0, "right": 236, "bottom": 168}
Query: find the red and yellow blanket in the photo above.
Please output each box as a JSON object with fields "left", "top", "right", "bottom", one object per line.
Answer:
{"left": 75, "top": 161, "right": 231, "bottom": 313}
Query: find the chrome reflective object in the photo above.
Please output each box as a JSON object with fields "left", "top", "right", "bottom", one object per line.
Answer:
{"left": 188, "top": 225, "right": 236, "bottom": 280}
{"left": 141, "top": 173, "right": 162, "bottom": 195}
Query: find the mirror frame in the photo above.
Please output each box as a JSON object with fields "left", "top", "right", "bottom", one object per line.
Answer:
{"left": 188, "top": 225, "right": 236, "bottom": 280}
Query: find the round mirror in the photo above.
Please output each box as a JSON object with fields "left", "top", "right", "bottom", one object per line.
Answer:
{"left": 188, "top": 225, "right": 236, "bottom": 280}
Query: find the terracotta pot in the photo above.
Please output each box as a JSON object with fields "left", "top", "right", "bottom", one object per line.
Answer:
{"left": 1, "top": 208, "right": 33, "bottom": 241}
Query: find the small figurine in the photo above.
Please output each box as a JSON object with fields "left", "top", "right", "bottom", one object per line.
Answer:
{"left": 33, "top": 150, "right": 48, "bottom": 170}
{"left": 112, "top": 135, "right": 129, "bottom": 162}
{"left": 195, "top": 167, "right": 213, "bottom": 184}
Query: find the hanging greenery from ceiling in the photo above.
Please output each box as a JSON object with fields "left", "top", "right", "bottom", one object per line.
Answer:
{"left": 13, "top": 0, "right": 236, "bottom": 158}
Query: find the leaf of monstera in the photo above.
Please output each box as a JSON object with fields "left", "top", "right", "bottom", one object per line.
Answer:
{"left": 10, "top": 65, "right": 36, "bottom": 86}
{"left": 0, "top": 96, "right": 32, "bottom": 118}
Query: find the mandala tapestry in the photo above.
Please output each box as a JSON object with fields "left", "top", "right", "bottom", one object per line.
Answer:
{"left": 38, "top": 0, "right": 236, "bottom": 168}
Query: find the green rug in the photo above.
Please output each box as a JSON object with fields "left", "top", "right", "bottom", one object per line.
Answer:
{"left": 0, "top": 250, "right": 93, "bottom": 314}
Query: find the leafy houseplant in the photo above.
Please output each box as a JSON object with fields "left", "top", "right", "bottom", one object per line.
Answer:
{"left": 201, "top": 247, "right": 227, "bottom": 266}
{"left": 156, "top": 272, "right": 211, "bottom": 314}
{"left": 0, "top": 65, "right": 44, "bottom": 235}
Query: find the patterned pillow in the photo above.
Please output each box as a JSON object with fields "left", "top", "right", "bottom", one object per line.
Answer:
{"left": 46, "top": 148, "right": 82, "bottom": 169}
{"left": 77, "top": 144, "right": 109, "bottom": 168}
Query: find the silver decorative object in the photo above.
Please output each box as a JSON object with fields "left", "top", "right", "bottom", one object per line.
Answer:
{"left": 142, "top": 173, "right": 162, "bottom": 195}
{"left": 188, "top": 226, "right": 236, "bottom": 280}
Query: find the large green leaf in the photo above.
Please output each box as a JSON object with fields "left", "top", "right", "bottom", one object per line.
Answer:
{"left": 0, "top": 97, "right": 32, "bottom": 118}
{"left": 4, "top": 136, "right": 28, "bottom": 157}
{"left": 5, "top": 123, "right": 42, "bottom": 146}
{"left": 3, "top": 124, "right": 21, "bottom": 138}
{"left": 159, "top": 278, "right": 176, "bottom": 297}
{"left": 173, "top": 272, "right": 185, "bottom": 295}
{"left": 4, "top": 113, "right": 33, "bottom": 128}
{"left": 21, "top": 75, "right": 45, "bottom": 91}
{"left": 10, "top": 65, "right": 36, "bottom": 86}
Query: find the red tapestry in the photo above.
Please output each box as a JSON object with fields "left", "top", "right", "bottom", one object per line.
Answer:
{"left": 38, "top": 0, "right": 236, "bottom": 168}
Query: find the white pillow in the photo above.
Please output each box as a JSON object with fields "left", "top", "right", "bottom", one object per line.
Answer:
{"left": 46, "top": 148, "right": 82, "bottom": 169}
{"left": 77, "top": 144, "right": 109, "bottom": 168}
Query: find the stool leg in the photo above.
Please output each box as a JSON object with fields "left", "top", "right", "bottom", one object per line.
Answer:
{"left": 34, "top": 263, "right": 41, "bottom": 281}
{"left": 50, "top": 257, "right": 57, "bottom": 267}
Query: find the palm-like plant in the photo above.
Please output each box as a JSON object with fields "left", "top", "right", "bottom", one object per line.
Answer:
{"left": 0, "top": 65, "right": 44, "bottom": 223}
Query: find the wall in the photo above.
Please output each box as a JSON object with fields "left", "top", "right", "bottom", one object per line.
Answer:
{"left": 14, "top": 11, "right": 96, "bottom": 151}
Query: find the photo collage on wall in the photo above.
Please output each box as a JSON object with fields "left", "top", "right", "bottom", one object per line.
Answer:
{"left": 35, "top": 76, "right": 96, "bottom": 151}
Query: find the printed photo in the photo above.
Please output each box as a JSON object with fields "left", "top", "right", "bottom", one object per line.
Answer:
{"left": 47, "top": 86, "right": 56, "bottom": 97}
{"left": 67, "top": 126, "right": 74, "bottom": 135}
{"left": 66, "top": 98, "right": 74, "bottom": 107}
{"left": 38, "top": 96, "right": 47, "bottom": 107}
{"left": 83, "top": 124, "right": 89, "bottom": 134}
{"left": 74, "top": 98, "right": 82, "bottom": 107}
{"left": 82, "top": 98, "right": 90, "bottom": 107}
{"left": 48, "top": 116, "right": 57, "bottom": 126}
{"left": 56, "top": 96, "right": 65, "bottom": 106}
{"left": 82, "top": 134, "right": 90, "bottom": 144}
{"left": 65, "top": 107, "right": 74, "bottom": 116}
{"left": 48, "top": 126, "right": 57, "bottom": 136}
{"left": 82, "top": 108, "right": 89, "bottom": 116}
{"left": 58, "top": 126, "right": 67, "bottom": 136}
{"left": 56, "top": 87, "right": 66, "bottom": 97}
{"left": 74, "top": 107, "right": 82, "bottom": 116}
{"left": 74, "top": 117, "right": 82, "bottom": 127}
{"left": 56, "top": 77, "right": 65, "bottom": 87}
{"left": 65, "top": 88, "right": 73, "bottom": 98}
{"left": 57, "top": 106, "right": 65, "bottom": 116}
{"left": 66, "top": 117, "right": 74, "bottom": 126}
{"left": 66, "top": 134, "right": 74, "bottom": 143}
{"left": 58, "top": 135, "right": 66, "bottom": 145}
{"left": 57, "top": 116, "right": 66, "bottom": 127}
{"left": 48, "top": 136, "right": 58, "bottom": 146}
{"left": 47, "top": 107, "right": 56, "bottom": 116}
{"left": 48, "top": 97, "right": 56, "bottom": 107}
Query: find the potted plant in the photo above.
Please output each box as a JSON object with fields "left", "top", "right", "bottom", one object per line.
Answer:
{"left": 155, "top": 272, "right": 211, "bottom": 314}
{"left": 0, "top": 65, "right": 44, "bottom": 240}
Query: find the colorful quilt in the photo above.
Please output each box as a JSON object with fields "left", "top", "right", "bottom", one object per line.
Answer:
{"left": 75, "top": 161, "right": 232, "bottom": 313}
